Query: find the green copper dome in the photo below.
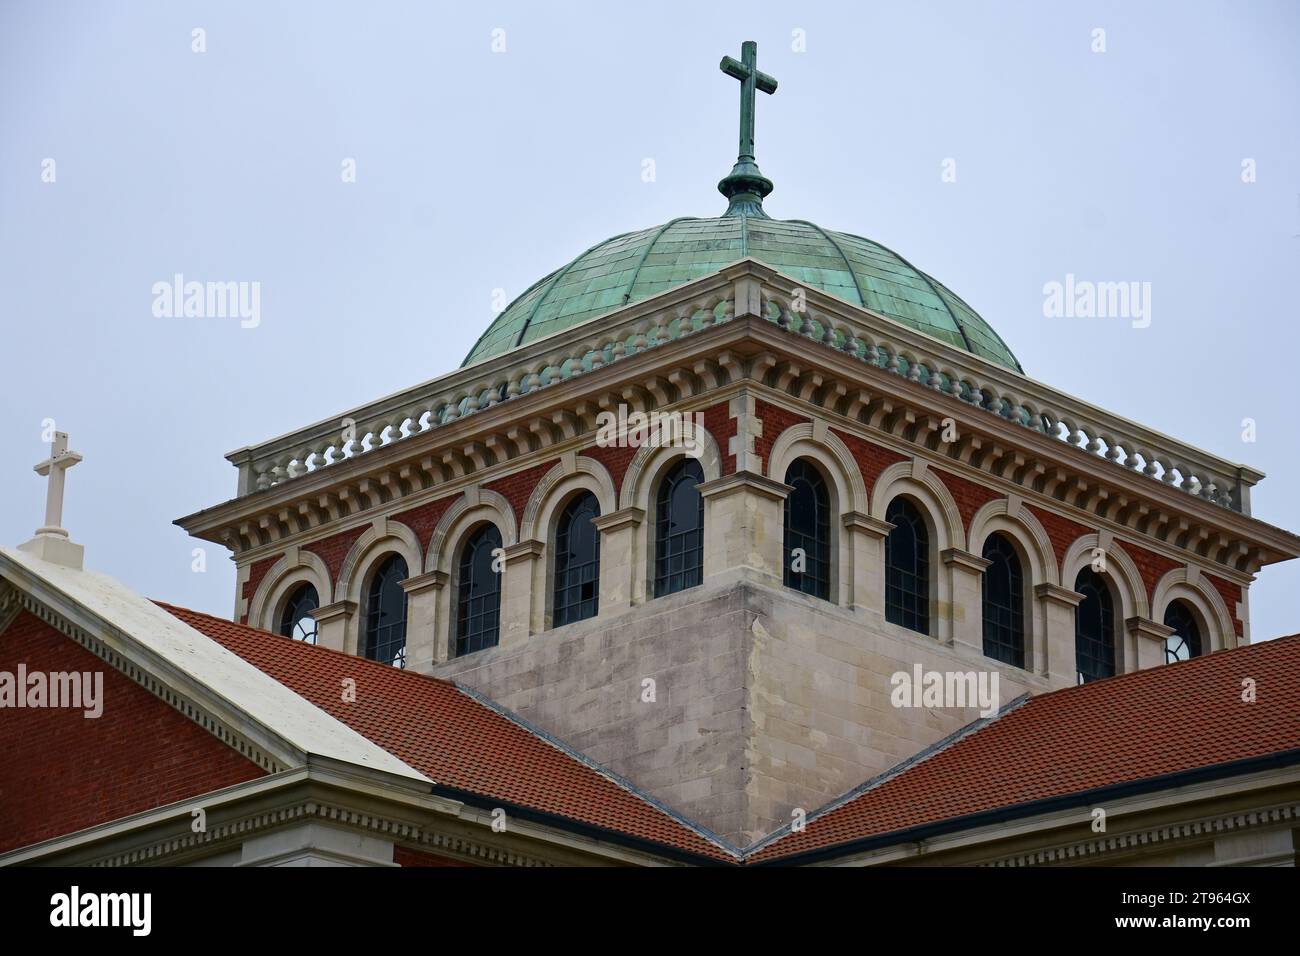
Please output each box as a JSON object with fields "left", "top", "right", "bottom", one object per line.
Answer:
{"left": 462, "top": 41, "right": 1021, "bottom": 373}
{"left": 461, "top": 215, "right": 1023, "bottom": 372}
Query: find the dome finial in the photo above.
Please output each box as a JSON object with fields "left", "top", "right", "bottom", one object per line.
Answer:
{"left": 718, "top": 40, "right": 777, "bottom": 218}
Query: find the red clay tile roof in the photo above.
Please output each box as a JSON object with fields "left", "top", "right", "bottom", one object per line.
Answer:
{"left": 751, "top": 634, "right": 1300, "bottom": 863}
{"left": 160, "top": 603, "right": 733, "bottom": 863}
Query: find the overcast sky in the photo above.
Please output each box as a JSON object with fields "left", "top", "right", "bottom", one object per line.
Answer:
{"left": 2, "top": 0, "right": 1297, "bottom": 640}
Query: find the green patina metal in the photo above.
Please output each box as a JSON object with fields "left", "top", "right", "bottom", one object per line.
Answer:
{"left": 718, "top": 39, "right": 778, "bottom": 218}
{"left": 460, "top": 42, "right": 1023, "bottom": 374}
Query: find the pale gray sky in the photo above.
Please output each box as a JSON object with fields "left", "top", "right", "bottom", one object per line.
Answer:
{"left": 2, "top": 1, "right": 1297, "bottom": 639}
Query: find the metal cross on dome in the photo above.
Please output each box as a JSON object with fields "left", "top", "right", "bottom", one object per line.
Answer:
{"left": 717, "top": 41, "right": 778, "bottom": 214}
{"left": 720, "top": 40, "right": 777, "bottom": 167}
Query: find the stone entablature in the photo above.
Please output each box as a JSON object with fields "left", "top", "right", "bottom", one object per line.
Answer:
{"left": 180, "top": 262, "right": 1297, "bottom": 586}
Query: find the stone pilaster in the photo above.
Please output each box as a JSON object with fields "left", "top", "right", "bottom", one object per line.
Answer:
{"left": 697, "top": 471, "right": 790, "bottom": 585}
{"left": 942, "top": 548, "right": 991, "bottom": 653}
{"left": 1126, "top": 616, "right": 1175, "bottom": 672}
{"left": 400, "top": 571, "right": 448, "bottom": 673}
{"left": 1034, "top": 583, "right": 1083, "bottom": 688}
{"left": 502, "top": 539, "right": 544, "bottom": 648}
{"left": 841, "top": 511, "right": 893, "bottom": 614}
{"left": 312, "top": 600, "right": 357, "bottom": 655}
{"left": 592, "top": 507, "right": 644, "bottom": 614}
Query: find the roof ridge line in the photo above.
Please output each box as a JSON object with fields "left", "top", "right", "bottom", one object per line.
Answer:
{"left": 739, "top": 692, "right": 1033, "bottom": 860}
{"left": 451, "top": 679, "right": 746, "bottom": 860}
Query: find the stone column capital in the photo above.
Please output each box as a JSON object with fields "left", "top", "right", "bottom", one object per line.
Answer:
{"left": 592, "top": 507, "right": 645, "bottom": 534}
{"left": 941, "top": 548, "right": 992, "bottom": 573}
{"left": 502, "top": 539, "right": 545, "bottom": 562}
{"left": 1127, "top": 616, "right": 1176, "bottom": 642}
{"left": 697, "top": 470, "right": 791, "bottom": 503}
{"left": 400, "top": 570, "right": 448, "bottom": 596}
{"left": 311, "top": 599, "right": 356, "bottom": 625}
{"left": 842, "top": 511, "right": 894, "bottom": 539}
{"left": 1034, "top": 583, "right": 1084, "bottom": 609}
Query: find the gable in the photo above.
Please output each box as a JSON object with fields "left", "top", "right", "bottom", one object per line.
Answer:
{"left": 0, "top": 611, "right": 265, "bottom": 854}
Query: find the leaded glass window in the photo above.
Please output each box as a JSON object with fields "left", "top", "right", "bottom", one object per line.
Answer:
{"left": 554, "top": 492, "right": 600, "bottom": 626}
{"left": 279, "top": 583, "right": 319, "bottom": 645}
{"left": 1074, "top": 567, "right": 1115, "bottom": 683}
{"left": 783, "top": 459, "right": 830, "bottom": 600}
{"left": 1163, "top": 600, "right": 1203, "bottom": 663}
{"left": 654, "top": 459, "right": 705, "bottom": 598}
{"left": 885, "top": 498, "right": 929, "bottom": 634}
{"left": 981, "top": 533, "right": 1024, "bottom": 667}
{"left": 364, "top": 555, "right": 408, "bottom": 668}
{"left": 457, "top": 525, "right": 503, "bottom": 656}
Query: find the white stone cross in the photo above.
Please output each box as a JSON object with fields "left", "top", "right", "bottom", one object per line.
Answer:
{"left": 34, "top": 431, "right": 82, "bottom": 537}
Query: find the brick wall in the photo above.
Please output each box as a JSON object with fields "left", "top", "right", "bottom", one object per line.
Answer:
{"left": 305, "top": 525, "right": 369, "bottom": 592}
{"left": 934, "top": 467, "right": 1002, "bottom": 534}
{"left": 0, "top": 612, "right": 265, "bottom": 854}
{"left": 831, "top": 428, "right": 907, "bottom": 498}
{"left": 484, "top": 459, "right": 557, "bottom": 535}
{"left": 581, "top": 443, "right": 638, "bottom": 499}
{"left": 701, "top": 402, "right": 737, "bottom": 476}
{"left": 1205, "top": 574, "right": 1245, "bottom": 638}
{"left": 239, "top": 554, "right": 282, "bottom": 624}
{"left": 1117, "top": 538, "right": 1183, "bottom": 608}
{"left": 754, "top": 400, "right": 810, "bottom": 474}
{"left": 392, "top": 495, "right": 457, "bottom": 556}
{"left": 1027, "top": 504, "right": 1092, "bottom": 571}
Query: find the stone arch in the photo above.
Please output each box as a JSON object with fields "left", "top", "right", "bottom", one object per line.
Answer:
{"left": 967, "top": 499, "right": 1059, "bottom": 588}
{"left": 1151, "top": 567, "right": 1236, "bottom": 653}
{"left": 427, "top": 488, "right": 518, "bottom": 575}
{"left": 869, "top": 460, "right": 963, "bottom": 553}
{"left": 1060, "top": 534, "right": 1149, "bottom": 622}
{"left": 765, "top": 422, "right": 868, "bottom": 516}
{"left": 619, "top": 420, "right": 722, "bottom": 512}
{"left": 337, "top": 518, "right": 424, "bottom": 608}
{"left": 520, "top": 456, "right": 617, "bottom": 543}
{"left": 249, "top": 549, "right": 332, "bottom": 633}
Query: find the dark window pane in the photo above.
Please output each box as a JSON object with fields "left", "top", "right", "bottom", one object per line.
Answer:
{"left": 1162, "top": 600, "right": 1202, "bottom": 663}
{"left": 885, "top": 498, "right": 929, "bottom": 635}
{"left": 457, "top": 525, "right": 503, "bottom": 656}
{"left": 554, "top": 492, "right": 601, "bottom": 627}
{"left": 279, "top": 583, "right": 319, "bottom": 645}
{"left": 1074, "top": 568, "right": 1115, "bottom": 683}
{"left": 783, "top": 459, "right": 830, "bottom": 600}
{"left": 364, "top": 555, "right": 408, "bottom": 668}
{"left": 654, "top": 459, "right": 704, "bottom": 598}
{"left": 981, "top": 534, "right": 1024, "bottom": 667}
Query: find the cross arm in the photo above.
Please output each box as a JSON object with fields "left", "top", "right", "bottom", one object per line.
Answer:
{"left": 719, "top": 56, "right": 747, "bottom": 81}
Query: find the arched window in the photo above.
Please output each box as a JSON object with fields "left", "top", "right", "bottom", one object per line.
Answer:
{"left": 981, "top": 534, "right": 1024, "bottom": 667}
{"left": 554, "top": 492, "right": 601, "bottom": 627}
{"left": 783, "top": 459, "right": 830, "bottom": 600}
{"left": 456, "top": 524, "right": 503, "bottom": 656}
{"left": 654, "top": 458, "right": 704, "bottom": 598}
{"left": 1074, "top": 567, "right": 1115, "bottom": 683}
{"left": 1163, "top": 600, "right": 1203, "bottom": 663}
{"left": 364, "top": 555, "right": 408, "bottom": 668}
{"left": 278, "top": 583, "right": 319, "bottom": 645}
{"left": 885, "top": 497, "right": 929, "bottom": 635}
